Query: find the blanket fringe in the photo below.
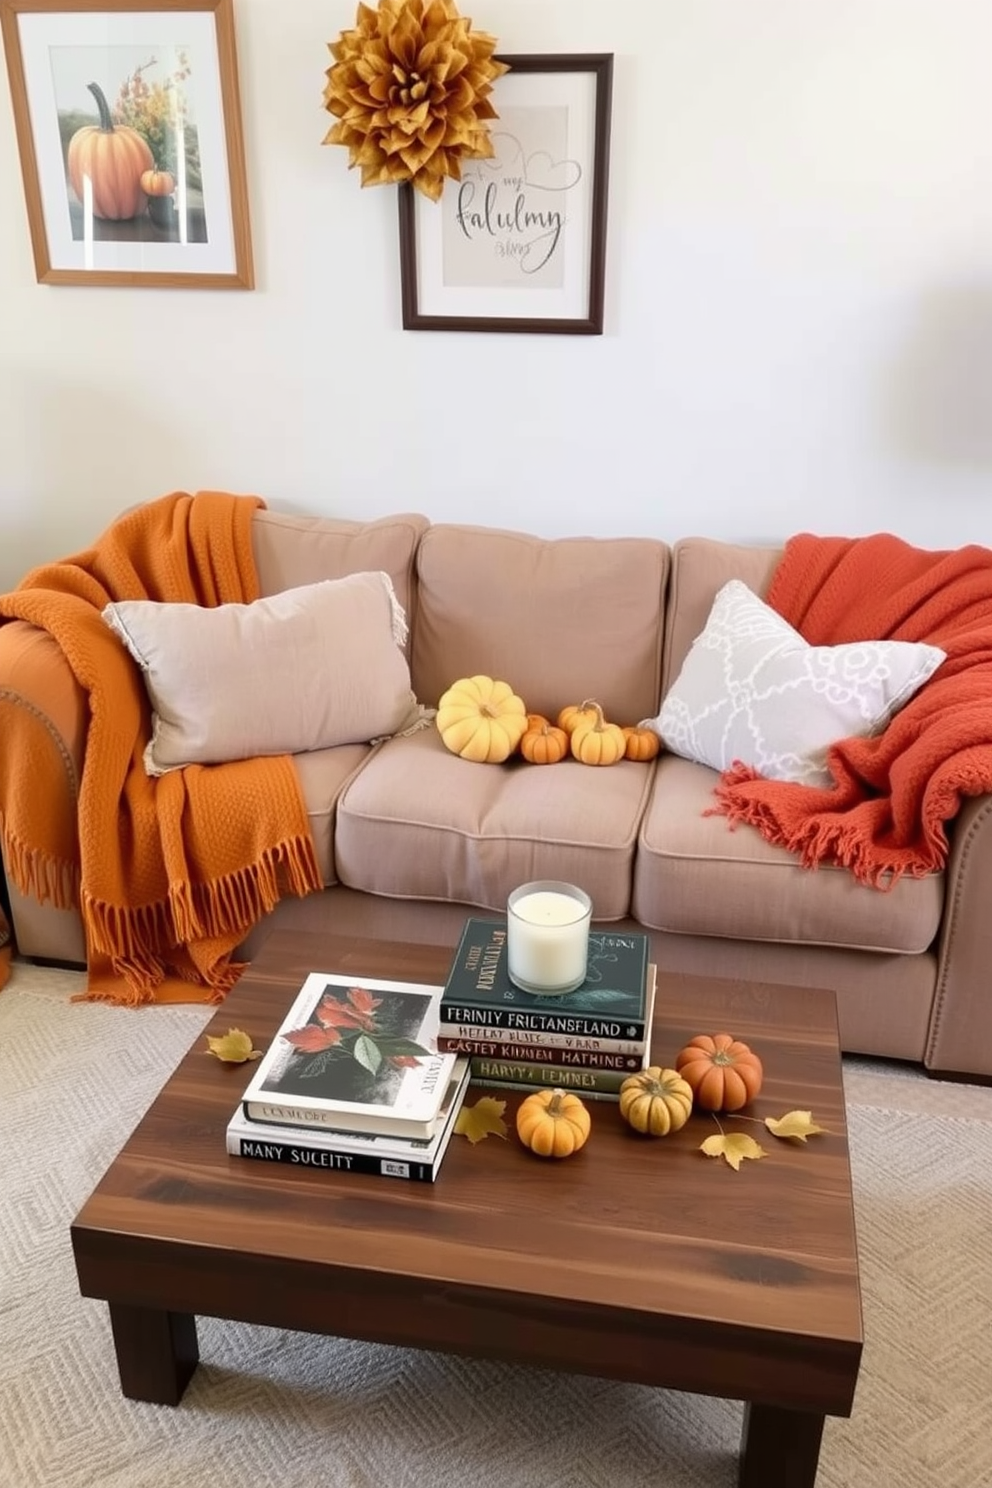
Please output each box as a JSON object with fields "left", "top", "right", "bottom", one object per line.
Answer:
{"left": 0, "top": 823, "right": 80, "bottom": 911}
{"left": 168, "top": 833, "right": 322, "bottom": 943}
{"left": 707, "top": 763, "right": 936, "bottom": 890}
{"left": 82, "top": 833, "right": 322, "bottom": 963}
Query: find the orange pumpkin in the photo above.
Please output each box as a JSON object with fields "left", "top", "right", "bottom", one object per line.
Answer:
{"left": 140, "top": 167, "right": 176, "bottom": 197}
{"left": 516, "top": 1089, "right": 591, "bottom": 1158}
{"left": 557, "top": 700, "right": 600, "bottom": 736}
{"left": 519, "top": 720, "right": 569, "bottom": 765}
{"left": 675, "top": 1033, "right": 764, "bottom": 1112}
{"left": 67, "top": 82, "right": 153, "bottom": 221}
{"left": 570, "top": 702, "right": 626, "bottom": 766}
{"left": 622, "top": 725, "right": 661, "bottom": 762}
{"left": 525, "top": 713, "right": 550, "bottom": 732}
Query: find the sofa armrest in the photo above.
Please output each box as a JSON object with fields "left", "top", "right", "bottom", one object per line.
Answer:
{"left": 0, "top": 620, "right": 87, "bottom": 959}
{"left": 926, "top": 793, "right": 992, "bottom": 1079}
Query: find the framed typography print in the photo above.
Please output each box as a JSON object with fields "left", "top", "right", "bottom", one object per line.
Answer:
{"left": 0, "top": 0, "right": 253, "bottom": 287}
{"left": 398, "top": 53, "right": 613, "bottom": 334}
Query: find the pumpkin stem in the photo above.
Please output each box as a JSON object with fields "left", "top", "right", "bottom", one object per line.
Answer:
{"left": 711, "top": 1051, "right": 735, "bottom": 1066}
{"left": 86, "top": 81, "right": 116, "bottom": 133}
{"left": 547, "top": 1089, "right": 567, "bottom": 1116}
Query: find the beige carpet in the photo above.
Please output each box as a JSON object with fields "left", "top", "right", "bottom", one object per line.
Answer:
{"left": 2, "top": 959, "right": 990, "bottom": 1488}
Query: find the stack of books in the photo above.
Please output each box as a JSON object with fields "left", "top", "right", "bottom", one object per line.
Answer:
{"left": 228, "top": 971, "right": 470, "bottom": 1183}
{"left": 436, "top": 918, "right": 656, "bottom": 1101}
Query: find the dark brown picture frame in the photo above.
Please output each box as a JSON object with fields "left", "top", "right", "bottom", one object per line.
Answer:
{"left": 398, "top": 53, "right": 613, "bottom": 334}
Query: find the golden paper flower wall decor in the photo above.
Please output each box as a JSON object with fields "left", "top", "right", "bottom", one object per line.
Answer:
{"left": 322, "top": 0, "right": 509, "bottom": 201}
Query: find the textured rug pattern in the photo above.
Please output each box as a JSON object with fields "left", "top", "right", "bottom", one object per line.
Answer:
{"left": 1, "top": 961, "right": 990, "bottom": 1488}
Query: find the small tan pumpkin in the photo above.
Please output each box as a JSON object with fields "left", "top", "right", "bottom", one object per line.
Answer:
{"left": 557, "top": 699, "right": 600, "bottom": 736}
{"left": 675, "top": 1034, "right": 764, "bottom": 1112}
{"left": 622, "top": 725, "right": 661, "bottom": 762}
{"left": 519, "top": 720, "right": 569, "bottom": 765}
{"left": 570, "top": 702, "right": 626, "bottom": 766}
{"left": 619, "top": 1067, "right": 694, "bottom": 1136}
{"left": 516, "top": 1088, "right": 591, "bottom": 1158}
{"left": 436, "top": 675, "right": 527, "bottom": 763}
{"left": 140, "top": 167, "right": 176, "bottom": 197}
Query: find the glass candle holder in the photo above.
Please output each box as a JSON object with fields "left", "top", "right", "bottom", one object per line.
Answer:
{"left": 506, "top": 881, "right": 592, "bottom": 995}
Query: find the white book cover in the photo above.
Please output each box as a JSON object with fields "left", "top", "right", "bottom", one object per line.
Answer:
{"left": 228, "top": 1059, "right": 472, "bottom": 1169}
{"left": 241, "top": 971, "right": 457, "bottom": 1139}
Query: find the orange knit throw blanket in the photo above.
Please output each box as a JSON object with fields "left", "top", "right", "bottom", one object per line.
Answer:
{"left": 711, "top": 532, "right": 992, "bottom": 885}
{"left": 0, "top": 492, "right": 322, "bottom": 1005}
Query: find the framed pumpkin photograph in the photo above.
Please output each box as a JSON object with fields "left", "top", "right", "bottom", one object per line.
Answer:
{"left": 0, "top": 0, "right": 253, "bottom": 287}
{"left": 398, "top": 53, "right": 613, "bottom": 334}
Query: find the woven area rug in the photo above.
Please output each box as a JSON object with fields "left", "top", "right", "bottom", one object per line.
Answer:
{"left": 2, "top": 959, "right": 990, "bottom": 1488}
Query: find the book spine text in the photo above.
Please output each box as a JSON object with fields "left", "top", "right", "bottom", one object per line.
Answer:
{"left": 442, "top": 1003, "right": 647, "bottom": 1041}
{"left": 470, "top": 1057, "right": 630, "bottom": 1096}
{"left": 439, "top": 1036, "right": 644, "bottom": 1070}
{"left": 438, "top": 1023, "right": 647, "bottom": 1057}
{"left": 229, "top": 1134, "right": 436, "bottom": 1182}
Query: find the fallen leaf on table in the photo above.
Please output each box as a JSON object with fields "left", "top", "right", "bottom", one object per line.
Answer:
{"left": 205, "top": 1028, "right": 261, "bottom": 1063}
{"left": 700, "top": 1132, "right": 766, "bottom": 1170}
{"left": 454, "top": 1096, "right": 508, "bottom": 1144}
{"left": 764, "top": 1109, "right": 827, "bottom": 1142}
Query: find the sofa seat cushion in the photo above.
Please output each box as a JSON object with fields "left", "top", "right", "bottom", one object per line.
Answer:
{"left": 334, "top": 727, "right": 656, "bottom": 918}
{"left": 292, "top": 743, "right": 374, "bottom": 886}
{"left": 632, "top": 755, "right": 943, "bottom": 954}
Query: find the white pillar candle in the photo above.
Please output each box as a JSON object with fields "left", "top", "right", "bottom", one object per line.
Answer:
{"left": 506, "top": 881, "right": 592, "bottom": 994}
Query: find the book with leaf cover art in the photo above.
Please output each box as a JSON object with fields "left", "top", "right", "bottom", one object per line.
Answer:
{"left": 442, "top": 919, "right": 651, "bottom": 1038}
{"left": 241, "top": 972, "right": 455, "bottom": 1139}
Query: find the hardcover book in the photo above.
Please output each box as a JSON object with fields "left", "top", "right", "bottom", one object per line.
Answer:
{"left": 441, "top": 919, "right": 652, "bottom": 1038}
{"left": 439, "top": 967, "right": 656, "bottom": 1064}
{"left": 469, "top": 1057, "right": 633, "bottom": 1098}
{"left": 439, "top": 1038, "right": 645, "bottom": 1071}
{"left": 240, "top": 971, "right": 457, "bottom": 1140}
{"left": 436, "top": 1025, "right": 647, "bottom": 1056}
{"left": 228, "top": 1059, "right": 471, "bottom": 1183}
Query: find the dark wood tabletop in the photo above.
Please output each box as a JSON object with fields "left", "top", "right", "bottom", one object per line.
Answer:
{"left": 71, "top": 928, "right": 862, "bottom": 1488}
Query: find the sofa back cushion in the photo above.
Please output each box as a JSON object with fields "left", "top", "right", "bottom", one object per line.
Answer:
{"left": 251, "top": 510, "right": 430, "bottom": 646}
{"left": 662, "top": 537, "right": 781, "bottom": 696}
{"left": 411, "top": 523, "right": 671, "bottom": 720}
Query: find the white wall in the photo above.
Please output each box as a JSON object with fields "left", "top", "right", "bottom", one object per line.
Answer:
{"left": 2, "top": 0, "right": 992, "bottom": 589}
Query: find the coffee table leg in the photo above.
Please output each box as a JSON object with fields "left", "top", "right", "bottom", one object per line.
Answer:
{"left": 107, "top": 1302, "right": 199, "bottom": 1405}
{"left": 739, "top": 1402, "right": 825, "bottom": 1488}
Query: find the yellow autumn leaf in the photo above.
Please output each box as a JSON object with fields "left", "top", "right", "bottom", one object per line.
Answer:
{"left": 700, "top": 1132, "right": 766, "bottom": 1170}
{"left": 205, "top": 1028, "right": 261, "bottom": 1063}
{"left": 454, "top": 1095, "right": 508, "bottom": 1144}
{"left": 764, "top": 1109, "right": 827, "bottom": 1142}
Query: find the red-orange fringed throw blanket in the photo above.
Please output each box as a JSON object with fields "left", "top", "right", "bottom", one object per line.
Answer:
{"left": 711, "top": 532, "right": 992, "bottom": 885}
{"left": 0, "top": 492, "right": 322, "bottom": 1005}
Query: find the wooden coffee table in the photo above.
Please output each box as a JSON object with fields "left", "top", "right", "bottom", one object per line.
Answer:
{"left": 71, "top": 929, "right": 862, "bottom": 1488}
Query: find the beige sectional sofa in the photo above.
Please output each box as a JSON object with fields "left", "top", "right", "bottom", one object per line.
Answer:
{"left": 2, "top": 507, "right": 990, "bottom": 1080}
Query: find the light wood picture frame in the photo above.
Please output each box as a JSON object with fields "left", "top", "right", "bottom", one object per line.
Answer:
{"left": 398, "top": 53, "right": 613, "bottom": 334}
{"left": 0, "top": 0, "right": 253, "bottom": 288}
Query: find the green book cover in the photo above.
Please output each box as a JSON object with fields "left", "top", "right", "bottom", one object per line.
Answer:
{"left": 442, "top": 918, "right": 650, "bottom": 1036}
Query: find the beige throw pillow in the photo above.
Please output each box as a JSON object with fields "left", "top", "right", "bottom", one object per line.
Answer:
{"left": 103, "top": 573, "right": 430, "bottom": 777}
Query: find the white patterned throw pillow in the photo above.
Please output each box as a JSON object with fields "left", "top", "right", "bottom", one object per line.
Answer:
{"left": 651, "top": 580, "right": 946, "bottom": 786}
